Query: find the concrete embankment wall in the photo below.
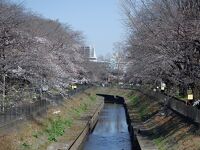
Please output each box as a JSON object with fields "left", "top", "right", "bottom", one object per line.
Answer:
{"left": 133, "top": 87, "right": 200, "bottom": 124}
{"left": 68, "top": 101, "right": 104, "bottom": 150}
{"left": 124, "top": 101, "right": 141, "bottom": 150}
{"left": 168, "top": 97, "right": 200, "bottom": 124}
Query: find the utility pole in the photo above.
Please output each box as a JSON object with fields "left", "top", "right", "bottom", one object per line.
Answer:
{"left": 2, "top": 73, "right": 6, "bottom": 112}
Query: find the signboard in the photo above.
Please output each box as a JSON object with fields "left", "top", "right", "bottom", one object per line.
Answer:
{"left": 71, "top": 85, "right": 77, "bottom": 90}
{"left": 188, "top": 94, "right": 193, "bottom": 100}
{"left": 161, "top": 82, "right": 166, "bottom": 91}
{"left": 187, "top": 89, "right": 193, "bottom": 100}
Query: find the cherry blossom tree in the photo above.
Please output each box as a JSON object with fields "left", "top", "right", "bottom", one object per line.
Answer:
{"left": 121, "top": 0, "right": 200, "bottom": 98}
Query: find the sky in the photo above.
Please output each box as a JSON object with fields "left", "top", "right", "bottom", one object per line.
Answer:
{"left": 10, "top": 0, "right": 124, "bottom": 56}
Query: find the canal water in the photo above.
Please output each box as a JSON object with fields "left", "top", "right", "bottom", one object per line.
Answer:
{"left": 82, "top": 103, "right": 131, "bottom": 150}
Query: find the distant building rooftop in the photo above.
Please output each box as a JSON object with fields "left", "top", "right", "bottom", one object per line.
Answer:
{"left": 81, "top": 46, "right": 97, "bottom": 62}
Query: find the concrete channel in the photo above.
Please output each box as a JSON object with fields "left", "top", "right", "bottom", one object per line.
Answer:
{"left": 63, "top": 94, "right": 141, "bottom": 150}
{"left": 82, "top": 103, "right": 131, "bottom": 150}
{"left": 80, "top": 94, "right": 141, "bottom": 150}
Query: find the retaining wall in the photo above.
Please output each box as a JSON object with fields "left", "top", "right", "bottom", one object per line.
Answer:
{"left": 133, "top": 87, "right": 200, "bottom": 124}
{"left": 168, "top": 98, "right": 200, "bottom": 123}
{"left": 68, "top": 101, "right": 104, "bottom": 150}
{"left": 124, "top": 101, "right": 141, "bottom": 150}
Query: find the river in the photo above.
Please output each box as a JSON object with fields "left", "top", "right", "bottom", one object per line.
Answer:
{"left": 82, "top": 103, "right": 131, "bottom": 150}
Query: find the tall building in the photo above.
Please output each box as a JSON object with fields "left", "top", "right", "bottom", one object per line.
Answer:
{"left": 81, "top": 46, "right": 97, "bottom": 62}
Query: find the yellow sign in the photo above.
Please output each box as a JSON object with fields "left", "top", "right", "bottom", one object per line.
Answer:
{"left": 187, "top": 89, "right": 193, "bottom": 100}
{"left": 71, "top": 85, "right": 77, "bottom": 90}
{"left": 188, "top": 94, "right": 193, "bottom": 100}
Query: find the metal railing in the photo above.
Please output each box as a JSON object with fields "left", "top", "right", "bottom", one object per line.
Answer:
{"left": 0, "top": 84, "right": 92, "bottom": 128}
{"left": 120, "top": 85, "right": 200, "bottom": 124}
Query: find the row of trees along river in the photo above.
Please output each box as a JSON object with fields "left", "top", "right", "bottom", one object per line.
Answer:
{"left": 0, "top": 0, "right": 111, "bottom": 110}
{"left": 118, "top": 0, "right": 200, "bottom": 102}
{"left": 1, "top": 0, "right": 200, "bottom": 111}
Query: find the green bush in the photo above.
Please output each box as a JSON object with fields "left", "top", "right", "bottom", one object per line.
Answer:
{"left": 46, "top": 117, "right": 73, "bottom": 142}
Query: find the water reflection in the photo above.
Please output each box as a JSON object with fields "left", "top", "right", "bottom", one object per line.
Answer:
{"left": 82, "top": 104, "right": 131, "bottom": 150}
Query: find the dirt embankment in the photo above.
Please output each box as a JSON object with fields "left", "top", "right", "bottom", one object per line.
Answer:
{"left": 126, "top": 90, "right": 200, "bottom": 150}
{"left": 0, "top": 87, "right": 104, "bottom": 150}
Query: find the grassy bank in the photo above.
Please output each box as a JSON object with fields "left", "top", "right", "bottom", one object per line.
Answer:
{"left": 0, "top": 88, "right": 100, "bottom": 150}
{"left": 126, "top": 89, "right": 200, "bottom": 150}
{"left": 126, "top": 90, "right": 160, "bottom": 121}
